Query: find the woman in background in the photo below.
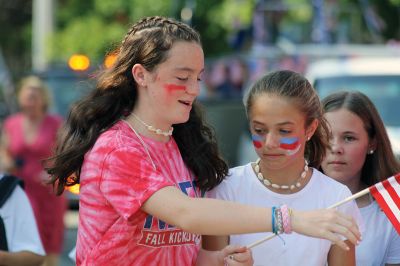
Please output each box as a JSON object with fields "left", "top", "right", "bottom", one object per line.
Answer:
{"left": 1, "top": 76, "right": 66, "bottom": 266}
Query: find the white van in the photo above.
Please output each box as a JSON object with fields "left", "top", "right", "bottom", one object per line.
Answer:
{"left": 306, "top": 57, "right": 400, "bottom": 158}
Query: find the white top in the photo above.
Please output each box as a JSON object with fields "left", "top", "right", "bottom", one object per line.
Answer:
{"left": 356, "top": 200, "right": 400, "bottom": 266}
{"left": 0, "top": 175, "right": 45, "bottom": 255}
{"left": 68, "top": 246, "right": 76, "bottom": 262}
{"left": 208, "top": 164, "right": 362, "bottom": 266}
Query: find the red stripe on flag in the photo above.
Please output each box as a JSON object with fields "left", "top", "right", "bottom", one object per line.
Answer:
{"left": 382, "top": 177, "right": 400, "bottom": 210}
{"left": 370, "top": 179, "right": 400, "bottom": 235}
{"left": 395, "top": 173, "right": 400, "bottom": 183}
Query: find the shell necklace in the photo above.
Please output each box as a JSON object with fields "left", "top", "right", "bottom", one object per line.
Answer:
{"left": 254, "top": 158, "right": 309, "bottom": 190}
{"left": 131, "top": 113, "right": 173, "bottom": 137}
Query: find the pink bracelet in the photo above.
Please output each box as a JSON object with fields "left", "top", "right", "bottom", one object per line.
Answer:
{"left": 281, "top": 204, "right": 292, "bottom": 234}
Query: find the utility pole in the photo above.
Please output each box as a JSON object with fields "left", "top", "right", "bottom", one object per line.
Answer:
{"left": 32, "top": 0, "right": 54, "bottom": 72}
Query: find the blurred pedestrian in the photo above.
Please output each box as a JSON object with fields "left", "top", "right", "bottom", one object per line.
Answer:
{"left": 1, "top": 75, "right": 66, "bottom": 266}
{"left": 0, "top": 174, "right": 45, "bottom": 266}
{"left": 46, "top": 16, "right": 360, "bottom": 266}
{"left": 321, "top": 91, "right": 400, "bottom": 266}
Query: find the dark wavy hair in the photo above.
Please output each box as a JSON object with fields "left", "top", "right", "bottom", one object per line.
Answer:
{"left": 46, "top": 16, "right": 227, "bottom": 195}
{"left": 322, "top": 91, "right": 400, "bottom": 186}
{"left": 244, "top": 70, "right": 330, "bottom": 168}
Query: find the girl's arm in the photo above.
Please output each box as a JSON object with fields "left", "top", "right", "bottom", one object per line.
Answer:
{"left": 0, "top": 131, "right": 15, "bottom": 172}
{"left": 196, "top": 246, "right": 252, "bottom": 266}
{"left": 327, "top": 240, "right": 355, "bottom": 266}
{"left": 141, "top": 186, "right": 361, "bottom": 251}
{"left": 0, "top": 251, "right": 44, "bottom": 266}
{"left": 202, "top": 235, "right": 229, "bottom": 251}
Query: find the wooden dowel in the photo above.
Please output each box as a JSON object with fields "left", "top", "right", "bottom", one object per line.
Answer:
{"left": 327, "top": 187, "right": 370, "bottom": 209}
{"left": 246, "top": 234, "right": 276, "bottom": 249}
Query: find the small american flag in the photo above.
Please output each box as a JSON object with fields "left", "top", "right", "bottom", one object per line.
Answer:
{"left": 369, "top": 174, "right": 400, "bottom": 234}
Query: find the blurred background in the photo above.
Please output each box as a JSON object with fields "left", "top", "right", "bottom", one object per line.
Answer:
{"left": 1, "top": 0, "right": 400, "bottom": 265}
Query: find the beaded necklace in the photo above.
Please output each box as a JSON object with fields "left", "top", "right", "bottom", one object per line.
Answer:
{"left": 253, "top": 158, "right": 309, "bottom": 190}
{"left": 132, "top": 113, "right": 173, "bottom": 137}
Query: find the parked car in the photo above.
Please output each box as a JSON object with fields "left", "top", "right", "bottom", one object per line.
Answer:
{"left": 306, "top": 57, "right": 400, "bottom": 158}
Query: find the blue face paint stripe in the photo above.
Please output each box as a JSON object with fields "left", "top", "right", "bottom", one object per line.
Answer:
{"left": 252, "top": 134, "right": 264, "bottom": 148}
{"left": 280, "top": 137, "right": 298, "bottom": 144}
{"left": 252, "top": 135, "right": 264, "bottom": 141}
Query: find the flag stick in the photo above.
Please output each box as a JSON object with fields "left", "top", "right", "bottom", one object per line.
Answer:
{"left": 328, "top": 187, "right": 370, "bottom": 209}
{"left": 247, "top": 187, "right": 370, "bottom": 249}
{"left": 247, "top": 234, "right": 276, "bottom": 249}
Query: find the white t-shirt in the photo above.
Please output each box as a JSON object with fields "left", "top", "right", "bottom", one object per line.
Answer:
{"left": 0, "top": 175, "right": 45, "bottom": 255}
{"left": 356, "top": 200, "right": 400, "bottom": 266}
{"left": 69, "top": 246, "right": 76, "bottom": 262}
{"left": 208, "top": 164, "right": 362, "bottom": 266}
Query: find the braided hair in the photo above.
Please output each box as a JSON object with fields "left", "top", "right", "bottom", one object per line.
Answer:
{"left": 46, "top": 16, "right": 228, "bottom": 195}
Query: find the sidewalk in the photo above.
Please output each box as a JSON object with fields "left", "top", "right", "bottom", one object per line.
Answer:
{"left": 61, "top": 210, "right": 78, "bottom": 266}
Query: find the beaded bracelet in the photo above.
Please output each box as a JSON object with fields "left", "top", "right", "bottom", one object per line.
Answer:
{"left": 272, "top": 206, "right": 284, "bottom": 234}
{"left": 272, "top": 206, "right": 276, "bottom": 234}
{"left": 281, "top": 204, "right": 292, "bottom": 234}
{"left": 275, "top": 208, "right": 284, "bottom": 234}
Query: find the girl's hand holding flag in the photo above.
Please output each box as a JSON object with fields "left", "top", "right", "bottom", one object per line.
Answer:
{"left": 249, "top": 173, "right": 400, "bottom": 249}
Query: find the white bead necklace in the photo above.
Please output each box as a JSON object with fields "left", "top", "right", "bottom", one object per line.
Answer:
{"left": 131, "top": 113, "right": 173, "bottom": 137}
{"left": 253, "top": 158, "right": 309, "bottom": 190}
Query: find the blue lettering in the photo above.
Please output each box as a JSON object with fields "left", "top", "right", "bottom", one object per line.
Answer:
{"left": 179, "top": 181, "right": 192, "bottom": 195}
{"left": 144, "top": 215, "right": 153, "bottom": 229}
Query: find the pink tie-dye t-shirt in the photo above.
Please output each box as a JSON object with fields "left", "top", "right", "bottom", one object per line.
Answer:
{"left": 76, "top": 121, "right": 201, "bottom": 266}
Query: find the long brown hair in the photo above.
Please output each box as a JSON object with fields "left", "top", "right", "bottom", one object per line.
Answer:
{"left": 322, "top": 91, "right": 400, "bottom": 185}
{"left": 244, "top": 70, "right": 330, "bottom": 167}
{"left": 46, "top": 16, "right": 227, "bottom": 195}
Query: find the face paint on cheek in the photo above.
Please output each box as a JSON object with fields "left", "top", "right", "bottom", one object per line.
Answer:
{"left": 280, "top": 137, "right": 301, "bottom": 156}
{"left": 252, "top": 135, "right": 264, "bottom": 149}
{"left": 164, "top": 83, "right": 186, "bottom": 93}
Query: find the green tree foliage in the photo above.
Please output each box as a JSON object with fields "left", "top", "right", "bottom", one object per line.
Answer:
{"left": 0, "top": 1, "right": 32, "bottom": 77}
{"left": 51, "top": 0, "right": 258, "bottom": 62}
{"left": 372, "top": 0, "right": 400, "bottom": 41}
{"left": 1, "top": 0, "right": 399, "bottom": 76}
{"left": 51, "top": 0, "right": 173, "bottom": 62}
{"left": 195, "top": 0, "right": 254, "bottom": 55}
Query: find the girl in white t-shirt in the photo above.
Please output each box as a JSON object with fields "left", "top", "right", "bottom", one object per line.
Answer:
{"left": 321, "top": 91, "right": 400, "bottom": 266}
{"left": 204, "top": 70, "right": 362, "bottom": 266}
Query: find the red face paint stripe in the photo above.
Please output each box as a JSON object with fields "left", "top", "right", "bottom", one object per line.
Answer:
{"left": 279, "top": 137, "right": 299, "bottom": 150}
{"left": 280, "top": 142, "right": 299, "bottom": 150}
{"left": 252, "top": 135, "right": 263, "bottom": 149}
{"left": 165, "top": 84, "right": 186, "bottom": 91}
{"left": 253, "top": 141, "right": 262, "bottom": 149}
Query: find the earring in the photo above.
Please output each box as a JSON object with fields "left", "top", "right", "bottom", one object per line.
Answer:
{"left": 307, "top": 136, "right": 311, "bottom": 141}
{"left": 368, "top": 149, "right": 374, "bottom": 154}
